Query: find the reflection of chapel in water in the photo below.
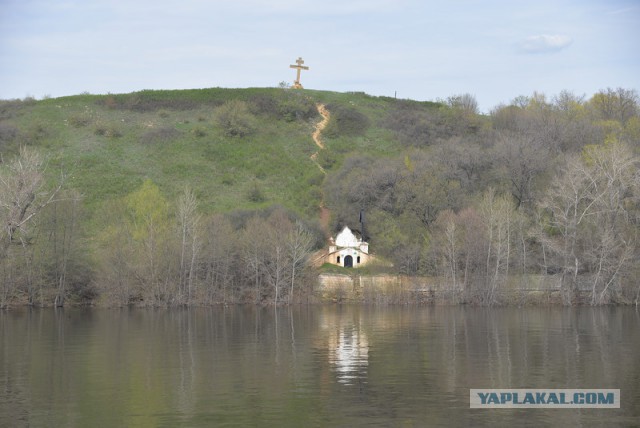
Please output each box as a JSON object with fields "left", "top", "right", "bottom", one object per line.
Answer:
{"left": 328, "top": 324, "right": 369, "bottom": 385}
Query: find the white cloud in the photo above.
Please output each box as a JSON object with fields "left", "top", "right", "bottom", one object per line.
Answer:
{"left": 519, "top": 34, "right": 573, "bottom": 54}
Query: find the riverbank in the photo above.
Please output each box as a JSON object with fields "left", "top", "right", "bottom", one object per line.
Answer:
{"left": 2, "top": 273, "right": 638, "bottom": 308}
{"left": 314, "top": 273, "right": 639, "bottom": 306}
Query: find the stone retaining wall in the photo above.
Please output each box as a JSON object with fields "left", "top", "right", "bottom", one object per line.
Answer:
{"left": 316, "top": 273, "right": 566, "bottom": 303}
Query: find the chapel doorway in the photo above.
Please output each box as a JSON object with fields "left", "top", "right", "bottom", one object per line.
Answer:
{"left": 344, "top": 255, "right": 353, "bottom": 268}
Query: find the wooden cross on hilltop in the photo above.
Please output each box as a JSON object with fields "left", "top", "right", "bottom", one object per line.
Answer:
{"left": 290, "top": 57, "right": 309, "bottom": 89}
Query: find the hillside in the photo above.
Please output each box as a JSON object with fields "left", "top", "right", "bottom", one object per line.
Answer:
{"left": 0, "top": 88, "right": 431, "bottom": 219}
{"left": 1, "top": 86, "right": 639, "bottom": 307}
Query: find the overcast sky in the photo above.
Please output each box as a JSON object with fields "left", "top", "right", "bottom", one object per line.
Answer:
{"left": 1, "top": 0, "right": 638, "bottom": 112}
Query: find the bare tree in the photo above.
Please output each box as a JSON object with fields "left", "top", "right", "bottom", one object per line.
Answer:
{"left": 287, "top": 221, "right": 315, "bottom": 303}
{"left": 202, "top": 214, "right": 239, "bottom": 304}
{"left": 263, "top": 210, "right": 292, "bottom": 304}
{"left": 589, "top": 88, "right": 639, "bottom": 124}
{"left": 493, "top": 132, "right": 551, "bottom": 209}
{"left": 177, "top": 186, "right": 201, "bottom": 304}
{"left": 553, "top": 90, "right": 586, "bottom": 117}
{"left": 582, "top": 141, "right": 638, "bottom": 303}
{"left": 41, "top": 190, "right": 83, "bottom": 307}
{"left": 479, "top": 188, "right": 513, "bottom": 305}
{"left": 242, "top": 216, "right": 270, "bottom": 303}
{"left": 0, "top": 148, "right": 62, "bottom": 307}
{"left": 0, "top": 148, "right": 61, "bottom": 254}
{"left": 538, "top": 155, "right": 596, "bottom": 304}
{"left": 538, "top": 140, "right": 639, "bottom": 304}
{"left": 431, "top": 210, "right": 461, "bottom": 300}
{"left": 446, "top": 93, "right": 479, "bottom": 115}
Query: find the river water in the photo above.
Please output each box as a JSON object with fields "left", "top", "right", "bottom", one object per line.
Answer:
{"left": 1, "top": 306, "right": 639, "bottom": 427}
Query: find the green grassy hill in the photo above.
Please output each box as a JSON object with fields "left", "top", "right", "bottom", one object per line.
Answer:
{"left": 0, "top": 87, "right": 440, "bottom": 224}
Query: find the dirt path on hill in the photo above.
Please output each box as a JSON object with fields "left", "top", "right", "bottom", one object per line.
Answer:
{"left": 312, "top": 104, "right": 329, "bottom": 150}
{"left": 311, "top": 104, "right": 331, "bottom": 238}
{"left": 310, "top": 104, "right": 330, "bottom": 174}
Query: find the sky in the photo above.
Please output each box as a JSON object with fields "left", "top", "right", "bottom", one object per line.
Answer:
{"left": 1, "top": 0, "right": 639, "bottom": 112}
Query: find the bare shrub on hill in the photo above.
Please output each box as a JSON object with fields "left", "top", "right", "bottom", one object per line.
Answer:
{"left": 94, "top": 121, "right": 123, "bottom": 138}
{"left": 68, "top": 113, "right": 94, "bottom": 128}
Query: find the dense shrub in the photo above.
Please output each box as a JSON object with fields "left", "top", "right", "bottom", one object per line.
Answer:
{"left": 0, "top": 123, "right": 18, "bottom": 145}
{"left": 68, "top": 112, "right": 94, "bottom": 128}
{"left": 277, "top": 92, "right": 317, "bottom": 122}
{"left": 249, "top": 94, "right": 279, "bottom": 116}
{"left": 324, "top": 104, "right": 370, "bottom": 137}
{"left": 96, "top": 93, "right": 203, "bottom": 112}
{"left": 383, "top": 104, "right": 447, "bottom": 146}
{"left": 316, "top": 149, "right": 339, "bottom": 170}
{"left": 192, "top": 127, "right": 207, "bottom": 137}
{"left": 215, "top": 100, "right": 256, "bottom": 137}
{"left": 21, "top": 122, "right": 49, "bottom": 143}
{"left": 249, "top": 91, "right": 317, "bottom": 122}
{"left": 381, "top": 100, "right": 483, "bottom": 146}
{"left": 0, "top": 99, "right": 33, "bottom": 120}
{"left": 246, "top": 181, "right": 266, "bottom": 203}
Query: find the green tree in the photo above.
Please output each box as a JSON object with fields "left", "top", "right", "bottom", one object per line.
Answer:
{"left": 125, "top": 179, "right": 172, "bottom": 304}
{"left": 94, "top": 180, "right": 173, "bottom": 305}
{"left": 95, "top": 199, "right": 136, "bottom": 305}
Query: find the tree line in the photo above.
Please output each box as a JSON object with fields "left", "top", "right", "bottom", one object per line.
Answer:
{"left": 0, "top": 172, "right": 319, "bottom": 308}
{"left": 326, "top": 88, "right": 640, "bottom": 305}
{"left": 0, "top": 87, "right": 638, "bottom": 307}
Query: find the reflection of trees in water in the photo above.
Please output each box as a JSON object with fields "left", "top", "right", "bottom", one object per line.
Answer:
{"left": 457, "top": 308, "right": 626, "bottom": 390}
{"left": 2, "top": 307, "right": 639, "bottom": 426}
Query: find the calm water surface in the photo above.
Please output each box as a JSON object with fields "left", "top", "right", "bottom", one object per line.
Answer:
{"left": 1, "top": 305, "right": 639, "bottom": 427}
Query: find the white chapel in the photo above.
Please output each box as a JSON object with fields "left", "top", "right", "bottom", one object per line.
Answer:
{"left": 325, "top": 226, "right": 370, "bottom": 268}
